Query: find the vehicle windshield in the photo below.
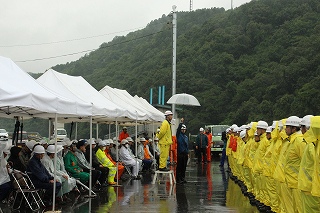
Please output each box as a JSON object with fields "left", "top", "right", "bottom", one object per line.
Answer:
{"left": 0, "top": 129, "right": 7, "bottom": 133}
{"left": 207, "top": 125, "right": 229, "bottom": 136}
{"left": 57, "top": 129, "right": 67, "bottom": 135}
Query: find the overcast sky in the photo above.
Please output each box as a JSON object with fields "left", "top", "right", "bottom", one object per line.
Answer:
{"left": 0, "top": 0, "right": 251, "bottom": 73}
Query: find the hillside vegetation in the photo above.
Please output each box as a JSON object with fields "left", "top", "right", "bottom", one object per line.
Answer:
{"left": 2, "top": 0, "right": 320, "bottom": 136}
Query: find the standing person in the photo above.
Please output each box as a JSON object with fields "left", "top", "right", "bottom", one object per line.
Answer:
{"left": 176, "top": 118, "right": 189, "bottom": 184}
{"left": 119, "top": 127, "right": 129, "bottom": 141}
{"left": 196, "top": 127, "right": 208, "bottom": 164}
{"left": 204, "top": 128, "right": 212, "bottom": 162}
{"left": 0, "top": 144, "right": 12, "bottom": 203}
{"left": 156, "top": 110, "right": 173, "bottom": 171}
{"left": 219, "top": 129, "right": 228, "bottom": 167}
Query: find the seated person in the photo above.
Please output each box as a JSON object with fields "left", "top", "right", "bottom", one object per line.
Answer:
{"left": 41, "top": 145, "right": 77, "bottom": 202}
{"left": 27, "top": 145, "right": 61, "bottom": 205}
{"left": 74, "top": 140, "right": 101, "bottom": 189}
{"left": 95, "top": 140, "right": 117, "bottom": 185}
{"left": 64, "top": 141, "right": 90, "bottom": 184}
{"left": 151, "top": 137, "right": 160, "bottom": 169}
{"left": 126, "top": 137, "right": 142, "bottom": 171}
{"left": 119, "top": 139, "right": 140, "bottom": 179}
{"left": 104, "top": 139, "right": 124, "bottom": 180}
{"left": 8, "top": 146, "right": 26, "bottom": 172}
{"left": 85, "top": 139, "right": 109, "bottom": 186}
{"left": 137, "top": 137, "right": 153, "bottom": 172}
{"left": 0, "top": 144, "right": 12, "bottom": 203}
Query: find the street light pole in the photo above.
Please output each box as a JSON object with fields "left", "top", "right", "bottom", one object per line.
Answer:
{"left": 172, "top": 5, "right": 177, "bottom": 122}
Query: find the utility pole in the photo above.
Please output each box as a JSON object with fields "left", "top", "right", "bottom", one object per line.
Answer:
{"left": 172, "top": 5, "right": 177, "bottom": 123}
{"left": 231, "top": 0, "right": 233, "bottom": 10}
{"left": 190, "top": 0, "right": 193, "bottom": 11}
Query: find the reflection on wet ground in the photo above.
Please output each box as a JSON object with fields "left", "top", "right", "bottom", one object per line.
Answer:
{"left": 0, "top": 157, "right": 260, "bottom": 212}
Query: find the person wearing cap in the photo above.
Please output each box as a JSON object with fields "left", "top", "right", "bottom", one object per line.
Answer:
{"left": 119, "top": 139, "right": 140, "bottom": 179}
{"left": 0, "top": 142, "right": 13, "bottom": 202}
{"left": 119, "top": 127, "right": 129, "bottom": 142}
{"left": 85, "top": 138, "right": 109, "bottom": 187}
{"left": 7, "top": 146, "right": 26, "bottom": 172}
{"left": 96, "top": 140, "right": 117, "bottom": 185}
{"left": 75, "top": 140, "right": 102, "bottom": 189}
{"left": 63, "top": 141, "right": 90, "bottom": 184}
{"left": 137, "top": 137, "right": 153, "bottom": 172}
{"left": 151, "top": 137, "right": 160, "bottom": 169}
{"left": 126, "top": 137, "right": 143, "bottom": 171}
{"left": 196, "top": 127, "right": 208, "bottom": 164}
{"left": 251, "top": 121, "right": 271, "bottom": 211}
{"left": 176, "top": 118, "right": 189, "bottom": 184}
{"left": 156, "top": 110, "right": 174, "bottom": 171}
{"left": 27, "top": 145, "right": 62, "bottom": 205}
{"left": 297, "top": 115, "right": 320, "bottom": 212}
{"left": 204, "top": 127, "right": 212, "bottom": 162}
{"left": 281, "top": 116, "right": 305, "bottom": 213}
{"left": 19, "top": 140, "right": 35, "bottom": 169}
{"left": 104, "top": 139, "right": 125, "bottom": 180}
{"left": 41, "top": 145, "right": 74, "bottom": 202}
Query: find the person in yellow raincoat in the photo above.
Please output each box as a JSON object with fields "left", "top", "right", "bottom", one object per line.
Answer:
{"left": 264, "top": 121, "right": 283, "bottom": 212}
{"left": 156, "top": 110, "right": 173, "bottom": 171}
{"left": 251, "top": 121, "right": 270, "bottom": 211}
{"left": 273, "top": 118, "right": 290, "bottom": 213}
{"left": 96, "top": 140, "right": 117, "bottom": 185}
{"left": 298, "top": 115, "right": 320, "bottom": 213}
{"left": 283, "top": 116, "right": 306, "bottom": 213}
{"left": 311, "top": 116, "right": 320, "bottom": 204}
{"left": 243, "top": 122, "right": 257, "bottom": 199}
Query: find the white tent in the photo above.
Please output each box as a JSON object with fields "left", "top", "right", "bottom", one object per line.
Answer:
{"left": 37, "top": 69, "right": 137, "bottom": 122}
{"left": 99, "top": 85, "right": 150, "bottom": 121}
{"left": 132, "top": 95, "right": 164, "bottom": 122}
{"left": 0, "top": 56, "right": 92, "bottom": 118}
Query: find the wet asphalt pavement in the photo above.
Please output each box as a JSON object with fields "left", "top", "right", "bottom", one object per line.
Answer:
{"left": 1, "top": 156, "right": 259, "bottom": 213}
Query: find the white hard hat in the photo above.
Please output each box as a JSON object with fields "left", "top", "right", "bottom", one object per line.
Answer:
{"left": 113, "top": 137, "right": 118, "bottom": 142}
{"left": 199, "top": 127, "right": 204, "bottom": 132}
{"left": 233, "top": 127, "right": 241, "bottom": 133}
{"left": 257, "top": 121, "right": 268, "bottom": 129}
{"left": 140, "top": 137, "right": 146, "bottom": 142}
{"left": 121, "top": 139, "right": 128, "bottom": 145}
{"left": 300, "top": 115, "right": 313, "bottom": 128}
{"left": 164, "top": 110, "right": 173, "bottom": 116}
{"left": 285, "top": 116, "right": 301, "bottom": 127}
{"left": 46, "top": 145, "right": 55, "bottom": 153}
{"left": 33, "top": 145, "right": 45, "bottom": 154}
{"left": 87, "top": 138, "right": 96, "bottom": 145}
{"left": 126, "top": 137, "right": 133, "bottom": 142}
{"left": 40, "top": 139, "right": 47, "bottom": 145}
{"left": 122, "top": 126, "right": 127, "bottom": 129}
{"left": 240, "top": 130, "right": 246, "bottom": 139}
{"left": 181, "top": 124, "right": 187, "bottom": 130}
{"left": 26, "top": 140, "right": 37, "bottom": 151}
{"left": 272, "top": 121, "right": 277, "bottom": 129}
{"left": 230, "top": 124, "right": 238, "bottom": 130}
{"left": 99, "top": 140, "right": 107, "bottom": 146}
{"left": 266, "top": 126, "right": 272, "bottom": 133}
{"left": 240, "top": 125, "right": 249, "bottom": 130}
{"left": 154, "top": 137, "right": 159, "bottom": 141}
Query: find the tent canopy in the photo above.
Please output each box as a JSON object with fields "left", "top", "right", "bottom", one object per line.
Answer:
{"left": 37, "top": 69, "right": 138, "bottom": 122}
{"left": 0, "top": 56, "right": 92, "bottom": 118}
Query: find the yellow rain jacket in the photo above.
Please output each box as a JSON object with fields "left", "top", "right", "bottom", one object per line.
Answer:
{"left": 284, "top": 131, "right": 306, "bottom": 189}
{"left": 311, "top": 116, "right": 320, "bottom": 197}
{"left": 157, "top": 119, "right": 173, "bottom": 146}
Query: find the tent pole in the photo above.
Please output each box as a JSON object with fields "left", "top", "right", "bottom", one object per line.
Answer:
{"left": 96, "top": 123, "right": 99, "bottom": 140}
{"left": 52, "top": 114, "right": 58, "bottom": 212}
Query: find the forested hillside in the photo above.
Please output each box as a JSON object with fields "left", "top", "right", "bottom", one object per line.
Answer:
{"left": 2, "top": 0, "right": 319, "bottom": 136}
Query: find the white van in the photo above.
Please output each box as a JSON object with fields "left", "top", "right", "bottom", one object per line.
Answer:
{"left": 53, "top": 128, "right": 67, "bottom": 142}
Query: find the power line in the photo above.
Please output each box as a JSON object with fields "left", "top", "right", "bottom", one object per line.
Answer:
{"left": 0, "top": 27, "right": 145, "bottom": 48}
{"left": 16, "top": 29, "right": 167, "bottom": 63}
